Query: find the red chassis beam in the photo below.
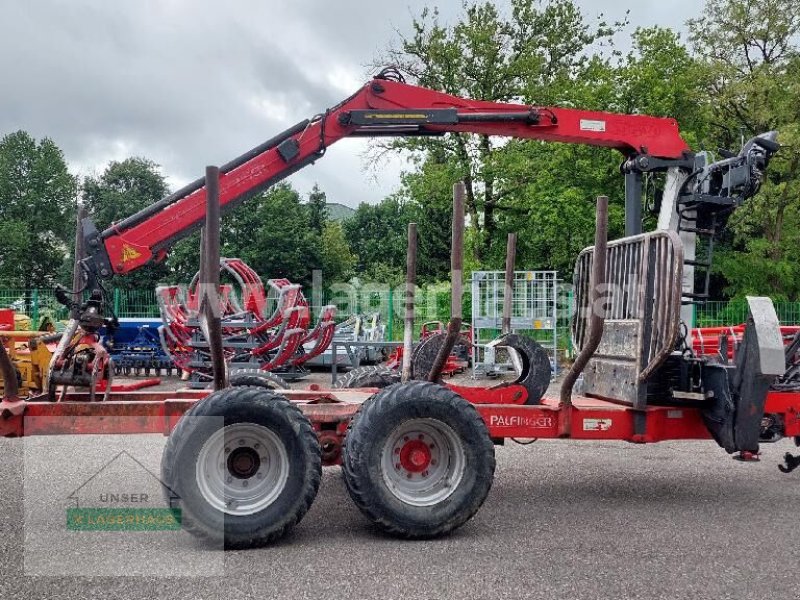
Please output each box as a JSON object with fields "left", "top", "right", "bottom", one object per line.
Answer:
{"left": 101, "top": 77, "right": 689, "bottom": 275}
{"left": 7, "top": 387, "right": 798, "bottom": 466}
{"left": 0, "top": 391, "right": 708, "bottom": 442}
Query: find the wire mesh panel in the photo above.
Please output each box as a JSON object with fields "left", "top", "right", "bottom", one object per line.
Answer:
{"left": 470, "top": 271, "right": 559, "bottom": 374}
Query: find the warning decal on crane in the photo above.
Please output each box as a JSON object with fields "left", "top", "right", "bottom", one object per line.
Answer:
{"left": 121, "top": 244, "right": 143, "bottom": 263}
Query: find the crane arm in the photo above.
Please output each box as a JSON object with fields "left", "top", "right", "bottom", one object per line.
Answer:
{"left": 85, "top": 73, "right": 690, "bottom": 279}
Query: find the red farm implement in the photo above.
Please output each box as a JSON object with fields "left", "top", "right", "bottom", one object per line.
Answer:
{"left": 156, "top": 257, "right": 336, "bottom": 386}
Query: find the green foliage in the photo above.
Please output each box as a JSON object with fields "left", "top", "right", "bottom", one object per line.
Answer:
{"left": 690, "top": 0, "right": 800, "bottom": 299}
{"left": 0, "top": 131, "right": 76, "bottom": 287}
{"left": 378, "top": 0, "right": 626, "bottom": 264}
{"left": 343, "top": 198, "right": 412, "bottom": 281}
{"left": 620, "top": 27, "right": 709, "bottom": 141}
{"left": 82, "top": 158, "right": 169, "bottom": 230}
{"left": 81, "top": 157, "right": 171, "bottom": 289}
{"left": 320, "top": 221, "right": 356, "bottom": 283}
{"left": 394, "top": 155, "right": 457, "bottom": 281}
{"left": 162, "top": 232, "right": 202, "bottom": 283}
{"left": 167, "top": 182, "right": 356, "bottom": 288}
{"left": 378, "top": 2, "right": 714, "bottom": 277}
{"left": 306, "top": 183, "right": 327, "bottom": 235}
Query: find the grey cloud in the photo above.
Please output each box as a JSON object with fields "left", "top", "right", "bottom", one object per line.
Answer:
{"left": 1, "top": 0, "right": 696, "bottom": 208}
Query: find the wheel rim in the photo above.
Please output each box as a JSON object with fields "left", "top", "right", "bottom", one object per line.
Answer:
{"left": 196, "top": 423, "right": 289, "bottom": 516}
{"left": 381, "top": 418, "right": 466, "bottom": 507}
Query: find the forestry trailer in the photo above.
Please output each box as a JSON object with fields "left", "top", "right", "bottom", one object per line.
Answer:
{"left": 0, "top": 67, "right": 788, "bottom": 548}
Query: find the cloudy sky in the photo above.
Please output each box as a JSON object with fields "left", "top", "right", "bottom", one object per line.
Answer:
{"left": 0, "top": 0, "right": 698, "bottom": 207}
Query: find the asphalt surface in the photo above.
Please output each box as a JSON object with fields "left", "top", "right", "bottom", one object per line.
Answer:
{"left": 1, "top": 428, "right": 798, "bottom": 600}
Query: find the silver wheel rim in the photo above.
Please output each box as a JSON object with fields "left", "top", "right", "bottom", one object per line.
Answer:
{"left": 381, "top": 418, "right": 466, "bottom": 507}
{"left": 196, "top": 423, "right": 289, "bottom": 516}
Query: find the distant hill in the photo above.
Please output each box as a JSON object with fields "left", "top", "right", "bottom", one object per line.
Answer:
{"left": 326, "top": 202, "right": 355, "bottom": 222}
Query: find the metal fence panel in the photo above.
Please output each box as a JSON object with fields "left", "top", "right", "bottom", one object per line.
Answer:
{"left": 695, "top": 301, "right": 800, "bottom": 327}
{"left": 470, "top": 270, "right": 560, "bottom": 372}
{"left": 5, "top": 286, "right": 800, "bottom": 344}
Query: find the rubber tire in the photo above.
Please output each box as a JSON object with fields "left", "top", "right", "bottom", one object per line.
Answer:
{"left": 342, "top": 381, "right": 495, "bottom": 539}
{"left": 333, "top": 365, "right": 401, "bottom": 389}
{"left": 229, "top": 368, "right": 289, "bottom": 390}
{"left": 410, "top": 333, "right": 471, "bottom": 381}
{"left": 496, "top": 333, "right": 552, "bottom": 405}
{"left": 160, "top": 386, "right": 321, "bottom": 548}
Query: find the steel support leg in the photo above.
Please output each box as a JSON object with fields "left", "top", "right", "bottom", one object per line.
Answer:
{"left": 625, "top": 171, "right": 643, "bottom": 237}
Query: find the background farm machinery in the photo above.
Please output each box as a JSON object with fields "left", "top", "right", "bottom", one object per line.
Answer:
{"left": 102, "top": 318, "right": 174, "bottom": 376}
{"left": 0, "top": 308, "right": 163, "bottom": 401}
{"left": 157, "top": 257, "right": 337, "bottom": 388}
{"left": 304, "top": 312, "right": 387, "bottom": 368}
{"left": 379, "top": 320, "right": 472, "bottom": 378}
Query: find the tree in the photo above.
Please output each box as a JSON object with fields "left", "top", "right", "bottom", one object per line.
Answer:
{"left": 163, "top": 233, "right": 203, "bottom": 284}
{"left": 0, "top": 131, "right": 76, "bottom": 289}
{"left": 486, "top": 142, "right": 618, "bottom": 274}
{"left": 306, "top": 183, "right": 327, "bottom": 235}
{"left": 343, "top": 198, "right": 413, "bottom": 281}
{"left": 82, "top": 158, "right": 169, "bottom": 232}
{"left": 320, "top": 222, "right": 356, "bottom": 283}
{"left": 81, "top": 157, "right": 171, "bottom": 290}
{"left": 380, "top": 11, "right": 711, "bottom": 277}
{"left": 220, "top": 183, "right": 321, "bottom": 286}
{"left": 378, "top": 0, "right": 626, "bottom": 262}
{"left": 618, "top": 27, "right": 709, "bottom": 143}
{"left": 487, "top": 26, "right": 709, "bottom": 273}
{"left": 394, "top": 151, "right": 457, "bottom": 281}
{"left": 688, "top": 0, "right": 799, "bottom": 144}
{"left": 689, "top": 0, "right": 800, "bottom": 298}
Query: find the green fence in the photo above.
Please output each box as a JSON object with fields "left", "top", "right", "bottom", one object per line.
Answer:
{"left": 0, "top": 288, "right": 70, "bottom": 326}
{"left": 111, "top": 288, "right": 160, "bottom": 318}
{"left": 0, "top": 287, "right": 159, "bottom": 327}
{"left": 5, "top": 285, "right": 800, "bottom": 344}
{"left": 695, "top": 301, "right": 800, "bottom": 327}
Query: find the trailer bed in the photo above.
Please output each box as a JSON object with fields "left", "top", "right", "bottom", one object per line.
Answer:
{"left": 3, "top": 386, "right": 798, "bottom": 465}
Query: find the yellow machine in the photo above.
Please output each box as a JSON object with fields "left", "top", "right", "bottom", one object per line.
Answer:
{"left": 0, "top": 331, "right": 55, "bottom": 397}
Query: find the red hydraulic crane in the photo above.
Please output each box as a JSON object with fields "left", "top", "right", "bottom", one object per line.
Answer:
{"left": 84, "top": 69, "right": 690, "bottom": 280}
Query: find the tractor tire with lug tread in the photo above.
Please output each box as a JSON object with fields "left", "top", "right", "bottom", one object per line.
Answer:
{"left": 333, "top": 365, "right": 401, "bottom": 389}
{"left": 229, "top": 369, "right": 289, "bottom": 390}
{"left": 160, "top": 386, "right": 321, "bottom": 548}
{"left": 342, "top": 381, "right": 495, "bottom": 539}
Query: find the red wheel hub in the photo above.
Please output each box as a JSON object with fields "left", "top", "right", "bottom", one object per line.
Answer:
{"left": 398, "top": 439, "right": 432, "bottom": 473}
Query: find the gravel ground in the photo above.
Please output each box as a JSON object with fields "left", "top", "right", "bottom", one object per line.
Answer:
{"left": 1, "top": 372, "right": 798, "bottom": 599}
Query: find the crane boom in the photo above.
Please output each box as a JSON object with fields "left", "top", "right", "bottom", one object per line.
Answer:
{"left": 85, "top": 73, "right": 690, "bottom": 279}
